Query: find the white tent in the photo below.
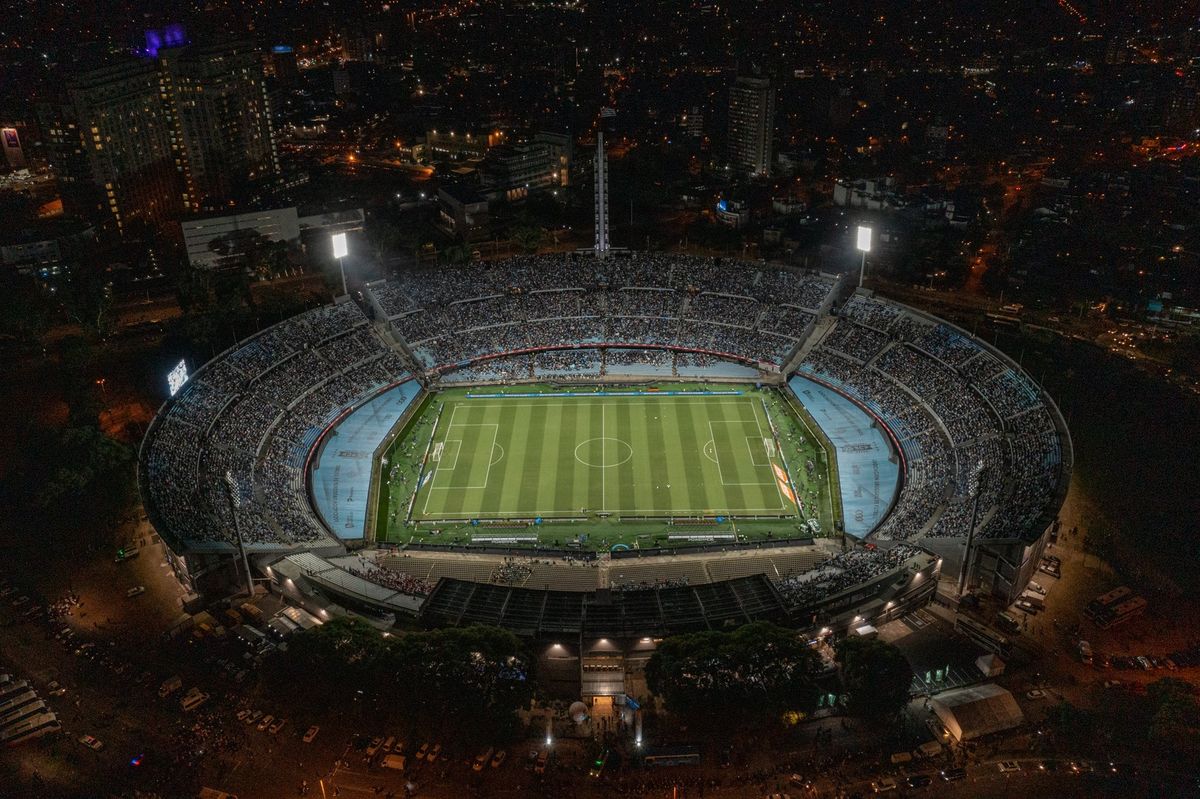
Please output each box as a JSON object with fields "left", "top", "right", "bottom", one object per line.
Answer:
{"left": 975, "top": 653, "right": 1006, "bottom": 677}
{"left": 930, "top": 683, "right": 1023, "bottom": 742}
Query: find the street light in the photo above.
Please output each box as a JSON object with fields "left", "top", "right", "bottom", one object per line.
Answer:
{"left": 331, "top": 232, "right": 349, "bottom": 296}
{"left": 855, "top": 225, "right": 872, "bottom": 288}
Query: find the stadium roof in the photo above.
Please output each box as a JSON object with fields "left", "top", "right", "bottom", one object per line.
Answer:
{"left": 420, "top": 574, "right": 788, "bottom": 638}
{"left": 280, "top": 553, "right": 425, "bottom": 614}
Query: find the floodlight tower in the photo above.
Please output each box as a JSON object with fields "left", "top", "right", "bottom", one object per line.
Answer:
{"left": 332, "top": 232, "right": 349, "bottom": 296}
{"left": 856, "top": 225, "right": 872, "bottom": 287}
{"left": 224, "top": 470, "right": 255, "bottom": 598}
{"left": 956, "top": 460, "right": 987, "bottom": 598}
{"left": 594, "top": 130, "right": 610, "bottom": 259}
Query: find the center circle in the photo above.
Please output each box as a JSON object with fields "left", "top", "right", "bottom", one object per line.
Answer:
{"left": 574, "top": 437, "right": 633, "bottom": 468}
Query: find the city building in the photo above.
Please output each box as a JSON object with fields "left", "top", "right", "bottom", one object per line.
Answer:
{"left": 483, "top": 142, "right": 560, "bottom": 201}
{"left": 180, "top": 207, "right": 300, "bottom": 270}
{"left": 159, "top": 39, "right": 280, "bottom": 209}
{"left": 418, "top": 129, "right": 493, "bottom": 163}
{"left": 0, "top": 218, "right": 97, "bottom": 279}
{"left": 39, "top": 58, "right": 187, "bottom": 233}
{"left": 437, "top": 183, "right": 489, "bottom": 240}
{"left": 727, "top": 74, "right": 775, "bottom": 177}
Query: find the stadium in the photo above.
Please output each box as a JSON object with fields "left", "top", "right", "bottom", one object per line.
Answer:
{"left": 139, "top": 244, "right": 1072, "bottom": 685}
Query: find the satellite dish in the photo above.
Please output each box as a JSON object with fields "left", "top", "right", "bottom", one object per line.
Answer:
{"left": 569, "top": 701, "right": 589, "bottom": 724}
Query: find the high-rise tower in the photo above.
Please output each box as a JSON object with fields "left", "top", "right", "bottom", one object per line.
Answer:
{"left": 593, "top": 129, "right": 609, "bottom": 258}
{"left": 727, "top": 74, "right": 775, "bottom": 177}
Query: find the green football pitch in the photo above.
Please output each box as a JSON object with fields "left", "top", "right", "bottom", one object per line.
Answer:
{"left": 413, "top": 392, "right": 794, "bottom": 519}
{"left": 376, "top": 384, "right": 840, "bottom": 548}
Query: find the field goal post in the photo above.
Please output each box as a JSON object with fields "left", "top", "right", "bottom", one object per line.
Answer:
{"left": 763, "top": 438, "right": 776, "bottom": 459}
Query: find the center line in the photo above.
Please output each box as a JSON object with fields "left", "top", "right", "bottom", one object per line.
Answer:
{"left": 601, "top": 403, "right": 607, "bottom": 511}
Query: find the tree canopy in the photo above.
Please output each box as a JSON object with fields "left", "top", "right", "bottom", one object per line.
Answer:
{"left": 645, "top": 621, "right": 821, "bottom": 734}
{"left": 263, "top": 619, "right": 532, "bottom": 743}
{"left": 834, "top": 636, "right": 913, "bottom": 720}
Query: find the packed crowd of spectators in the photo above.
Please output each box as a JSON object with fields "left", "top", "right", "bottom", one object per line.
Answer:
{"left": 347, "top": 555, "right": 436, "bottom": 597}
{"left": 144, "top": 303, "right": 413, "bottom": 549}
{"left": 611, "top": 576, "right": 691, "bottom": 592}
{"left": 145, "top": 253, "right": 1065, "bottom": 560}
{"left": 774, "top": 544, "right": 924, "bottom": 607}
{"left": 491, "top": 558, "right": 534, "bottom": 585}
{"left": 800, "top": 305, "right": 1067, "bottom": 544}
{"left": 605, "top": 348, "right": 672, "bottom": 371}
{"left": 367, "top": 253, "right": 836, "bottom": 369}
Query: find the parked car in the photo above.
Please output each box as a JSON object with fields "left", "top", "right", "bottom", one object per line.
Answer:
{"left": 474, "top": 747, "right": 495, "bottom": 771}
{"left": 366, "top": 737, "right": 384, "bottom": 757}
{"left": 78, "top": 735, "right": 104, "bottom": 751}
{"left": 245, "top": 710, "right": 263, "bottom": 725}
{"left": 415, "top": 742, "right": 430, "bottom": 761}
{"left": 906, "top": 774, "right": 932, "bottom": 788}
{"left": 427, "top": 743, "right": 442, "bottom": 763}
{"left": 303, "top": 726, "right": 320, "bottom": 743}
{"left": 534, "top": 751, "right": 549, "bottom": 774}
{"left": 998, "top": 761, "right": 1021, "bottom": 773}
{"left": 490, "top": 750, "right": 507, "bottom": 768}
{"left": 126, "top": 586, "right": 146, "bottom": 598}
{"left": 941, "top": 767, "right": 967, "bottom": 782}
{"left": 871, "top": 776, "right": 898, "bottom": 792}
{"left": 1014, "top": 598, "right": 1041, "bottom": 614}
{"left": 268, "top": 718, "right": 286, "bottom": 734}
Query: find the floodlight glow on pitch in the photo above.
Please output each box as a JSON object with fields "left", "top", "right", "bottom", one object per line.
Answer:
{"left": 331, "top": 232, "right": 348, "bottom": 259}
{"left": 856, "top": 225, "right": 872, "bottom": 252}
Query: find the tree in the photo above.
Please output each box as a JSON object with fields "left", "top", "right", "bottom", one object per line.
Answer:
{"left": 1, "top": 423, "right": 135, "bottom": 549}
{"left": 0, "top": 275, "right": 52, "bottom": 342}
{"left": 645, "top": 622, "right": 820, "bottom": 735}
{"left": 367, "top": 218, "right": 404, "bottom": 263}
{"left": 440, "top": 243, "right": 472, "bottom": 265}
{"left": 511, "top": 223, "right": 545, "bottom": 254}
{"left": 65, "top": 265, "right": 114, "bottom": 340}
{"left": 834, "top": 636, "right": 913, "bottom": 720}
{"left": 261, "top": 621, "right": 531, "bottom": 742}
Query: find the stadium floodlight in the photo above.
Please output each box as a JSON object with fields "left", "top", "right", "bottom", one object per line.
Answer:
{"left": 855, "top": 225, "right": 872, "bottom": 287}
{"left": 331, "top": 232, "right": 349, "bottom": 295}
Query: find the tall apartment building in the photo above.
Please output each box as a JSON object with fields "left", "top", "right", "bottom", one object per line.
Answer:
{"left": 40, "top": 59, "right": 187, "bottom": 232}
{"left": 40, "top": 38, "right": 279, "bottom": 234}
{"left": 159, "top": 39, "right": 280, "bottom": 208}
{"left": 727, "top": 74, "right": 775, "bottom": 177}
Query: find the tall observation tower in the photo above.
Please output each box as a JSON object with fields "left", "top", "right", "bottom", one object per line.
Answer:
{"left": 593, "top": 128, "right": 610, "bottom": 258}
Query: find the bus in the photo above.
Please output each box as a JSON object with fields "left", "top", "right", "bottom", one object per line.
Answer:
{"left": 0, "top": 690, "right": 37, "bottom": 720}
{"left": 0, "top": 699, "right": 45, "bottom": 728}
{"left": 954, "top": 616, "right": 1012, "bottom": 658}
{"left": 1094, "top": 595, "right": 1147, "bottom": 629}
{"left": 1086, "top": 586, "right": 1132, "bottom": 620}
{"left": 0, "top": 712, "right": 60, "bottom": 748}
{"left": 642, "top": 745, "right": 701, "bottom": 767}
